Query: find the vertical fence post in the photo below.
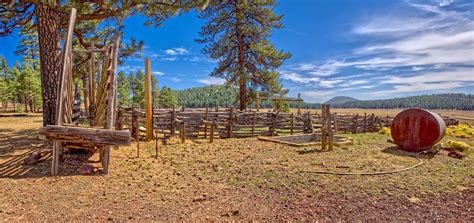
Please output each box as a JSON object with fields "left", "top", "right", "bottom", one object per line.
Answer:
{"left": 181, "top": 122, "right": 186, "bottom": 143}
{"left": 210, "top": 121, "right": 215, "bottom": 143}
{"left": 252, "top": 111, "right": 256, "bottom": 137}
{"left": 290, "top": 113, "right": 294, "bottom": 135}
{"left": 228, "top": 107, "right": 234, "bottom": 138}
{"left": 256, "top": 92, "right": 260, "bottom": 112}
{"left": 204, "top": 107, "right": 209, "bottom": 138}
{"left": 171, "top": 107, "right": 176, "bottom": 136}
{"left": 297, "top": 93, "right": 301, "bottom": 115}
{"left": 144, "top": 58, "right": 153, "bottom": 140}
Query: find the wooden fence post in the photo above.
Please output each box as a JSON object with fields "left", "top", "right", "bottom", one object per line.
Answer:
{"left": 210, "top": 121, "right": 215, "bottom": 143}
{"left": 181, "top": 122, "right": 186, "bottom": 143}
{"left": 204, "top": 107, "right": 209, "bottom": 138}
{"left": 256, "top": 92, "right": 260, "bottom": 112}
{"left": 271, "top": 112, "right": 277, "bottom": 136}
{"left": 171, "top": 107, "right": 176, "bottom": 136}
{"left": 228, "top": 107, "right": 234, "bottom": 138}
{"left": 251, "top": 111, "right": 256, "bottom": 137}
{"left": 144, "top": 58, "right": 153, "bottom": 140}
{"left": 52, "top": 8, "right": 76, "bottom": 176}
{"left": 290, "top": 113, "right": 294, "bottom": 135}
{"left": 297, "top": 93, "right": 301, "bottom": 115}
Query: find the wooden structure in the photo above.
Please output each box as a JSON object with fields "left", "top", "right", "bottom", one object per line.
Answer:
{"left": 144, "top": 58, "right": 153, "bottom": 140}
{"left": 320, "top": 104, "right": 334, "bottom": 150}
{"left": 39, "top": 8, "right": 131, "bottom": 175}
{"left": 391, "top": 108, "right": 446, "bottom": 152}
{"left": 255, "top": 92, "right": 303, "bottom": 115}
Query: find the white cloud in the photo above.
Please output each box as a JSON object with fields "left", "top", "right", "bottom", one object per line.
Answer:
{"left": 319, "top": 79, "right": 343, "bottom": 88}
{"left": 152, "top": 71, "right": 164, "bottom": 76}
{"left": 161, "top": 57, "right": 177, "bottom": 61}
{"left": 437, "top": 0, "right": 455, "bottom": 7}
{"left": 377, "top": 68, "right": 474, "bottom": 94}
{"left": 381, "top": 68, "right": 474, "bottom": 84}
{"left": 197, "top": 77, "right": 226, "bottom": 85}
{"left": 382, "top": 81, "right": 466, "bottom": 94}
{"left": 164, "top": 47, "right": 189, "bottom": 56}
{"left": 337, "top": 80, "right": 369, "bottom": 87}
{"left": 281, "top": 71, "right": 320, "bottom": 84}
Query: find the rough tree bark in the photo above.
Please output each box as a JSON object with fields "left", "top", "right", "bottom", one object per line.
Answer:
{"left": 35, "top": 3, "right": 63, "bottom": 126}
{"left": 235, "top": 3, "right": 247, "bottom": 111}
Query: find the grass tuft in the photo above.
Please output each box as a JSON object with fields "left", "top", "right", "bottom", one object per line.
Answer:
{"left": 444, "top": 140, "right": 471, "bottom": 153}
{"left": 446, "top": 124, "right": 474, "bottom": 138}
{"left": 378, "top": 127, "right": 391, "bottom": 135}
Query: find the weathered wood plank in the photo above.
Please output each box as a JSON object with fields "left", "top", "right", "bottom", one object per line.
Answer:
{"left": 40, "top": 125, "right": 131, "bottom": 146}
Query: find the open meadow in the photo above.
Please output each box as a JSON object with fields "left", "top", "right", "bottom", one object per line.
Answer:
{"left": 294, "top": 108, "right": 474, "bottom": 124}
{"left": 0, "top": 112, "right": 473, "bottom": 221}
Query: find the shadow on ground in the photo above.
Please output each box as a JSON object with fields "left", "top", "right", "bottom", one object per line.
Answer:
{"left": 0, "top": 127, "right": 102, "bottom": 179}
{"left": 382, "top": 146, "right": 435, "bottom": 159}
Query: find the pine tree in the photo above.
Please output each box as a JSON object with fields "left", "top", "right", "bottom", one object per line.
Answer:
{"left": 197, "top": 0, "right": 291, "bottom": 110}
{"left": 131, "top": 70, "right": 145, "bottom": 108}
{"left": 117, "top": 71, "right": 131, "bottom": 107}
{"left": 9, "top": 62, "right": 41, "bottom": 113}
{"left": 14, "top": 20, "right": 39, "bottom": 68}
{"left": 0, "top": 56, "right": 10, "bottom": 111}
{"left": 151, "top": 74, "right": 160, "bottom": 108}
{"left": 158, "top": 86, "right": 178, "bottom": 108}
{"left": 1, "top": 1, "right": 209, "bottom": 125}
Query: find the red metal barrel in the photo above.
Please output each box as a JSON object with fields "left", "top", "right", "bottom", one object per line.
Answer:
{"left": 390, "top": 108, "right": 446, "bottom": 152}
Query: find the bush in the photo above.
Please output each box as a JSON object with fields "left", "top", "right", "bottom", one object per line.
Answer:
{"left": 378, "top": 127, "right": 391, "bottom": 135}
{"left": 444, "top": 140, "right": 471, "bottom": 152}
{"left": 16, "top": 104, "right": 24, "bottom": 113}
{"left": 446, "top": 124, "right": 474, "bottom": 138}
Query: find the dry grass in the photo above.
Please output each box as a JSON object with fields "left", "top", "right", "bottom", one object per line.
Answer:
{"left": 0, "top": 115, "right": 473, "bottom": 221}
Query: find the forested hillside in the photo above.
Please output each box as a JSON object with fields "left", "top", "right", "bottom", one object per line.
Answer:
{"left": 173, "top": 86, "right": 473, "bottom": 110}
{"left": 333, "top": 93, "right": 474, "bottom": 110}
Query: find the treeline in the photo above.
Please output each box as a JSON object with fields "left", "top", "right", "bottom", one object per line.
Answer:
{"left": 0, "top": 56, "right": 42, "bottom": 113}
{"left": 333, "top": 93, "right": 474, "bottom": 110}
{"left": 173, "top": 85, "right": 316, "bottom": 109}
{"left": 116, "top": 70, "right": 178, "bottom": 109}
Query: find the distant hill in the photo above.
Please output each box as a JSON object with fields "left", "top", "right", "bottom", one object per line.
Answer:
{"left": 332, "top": 93, "right": 474, "bottom": 110}
{"left": 174, "top": 86, "right": 473, "bottom": 110}
{"left": 325, "top": 96, "right": 359, "bottom": 105}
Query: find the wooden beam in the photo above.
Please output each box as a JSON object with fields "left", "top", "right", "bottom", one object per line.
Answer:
{"left": 144, "top": 58, "right": 153, "bottom": 140}
{"left": 89, "top": 40, "right": 96, "bottom": 107}
{"left": 102, "top": 37, "right": 120, "bottom": 174}
{"left": 40, "top": 126, "right": 131, "bottom": 146}
{"left": 52, "top": 8, "right": 77, "bottom": 176}
{"left": 297, "top": 93, "right": 301, "bottom": 115}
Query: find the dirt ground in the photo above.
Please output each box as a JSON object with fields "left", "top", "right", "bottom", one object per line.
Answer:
{"left": 0, "top": 114, "right": 473, "bottom": 221}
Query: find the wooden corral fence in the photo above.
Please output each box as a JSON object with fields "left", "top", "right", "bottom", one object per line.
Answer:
{"left": 116, "top": 106, "right": 397, "bottom": 144}
{"left": 116, "top": 106, "right": 464, "bottom": 142}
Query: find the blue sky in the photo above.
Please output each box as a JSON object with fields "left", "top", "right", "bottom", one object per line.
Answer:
{"left": 1, "top": 0, "right": 473, "bottom": 103}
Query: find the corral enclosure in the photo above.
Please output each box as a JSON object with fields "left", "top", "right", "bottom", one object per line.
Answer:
{"left": 0, "top": 112, "right": 473, "bottom": 221}
{"left": 115, "top": 107, "right": 461, "bottom": 141}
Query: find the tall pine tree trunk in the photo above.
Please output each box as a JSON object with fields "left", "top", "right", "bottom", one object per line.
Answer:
{"left": 235, "top": 3, "right": 247, "bottom": 111}
{"left": 24, "top": 96, "right": 28, "bottom": 113}
{"left": 29, "top": 98, "right": 34, "bottom": 112}
{"left": 35, "top": 3, "right": 63, "bottom": 126}
{"left": 239, "top": 80, "right": 247, "bottom": 110}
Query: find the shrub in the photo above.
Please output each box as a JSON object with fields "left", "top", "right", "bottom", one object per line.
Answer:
{"left": 378, "top": 127, "right": 391, "bottom": 135}
{"left": 16, "top": 104, "right": 24, "bottom": 113}
{"left": 444, "top": 140, "right": 471, "bottom": 152}
{"left": 446, "top": 124, "right": 474, "bottom": 138}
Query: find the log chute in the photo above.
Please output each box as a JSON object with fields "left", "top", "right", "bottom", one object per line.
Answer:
{"left": 39, "top": 8, "right": 131, "bottom": 176}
